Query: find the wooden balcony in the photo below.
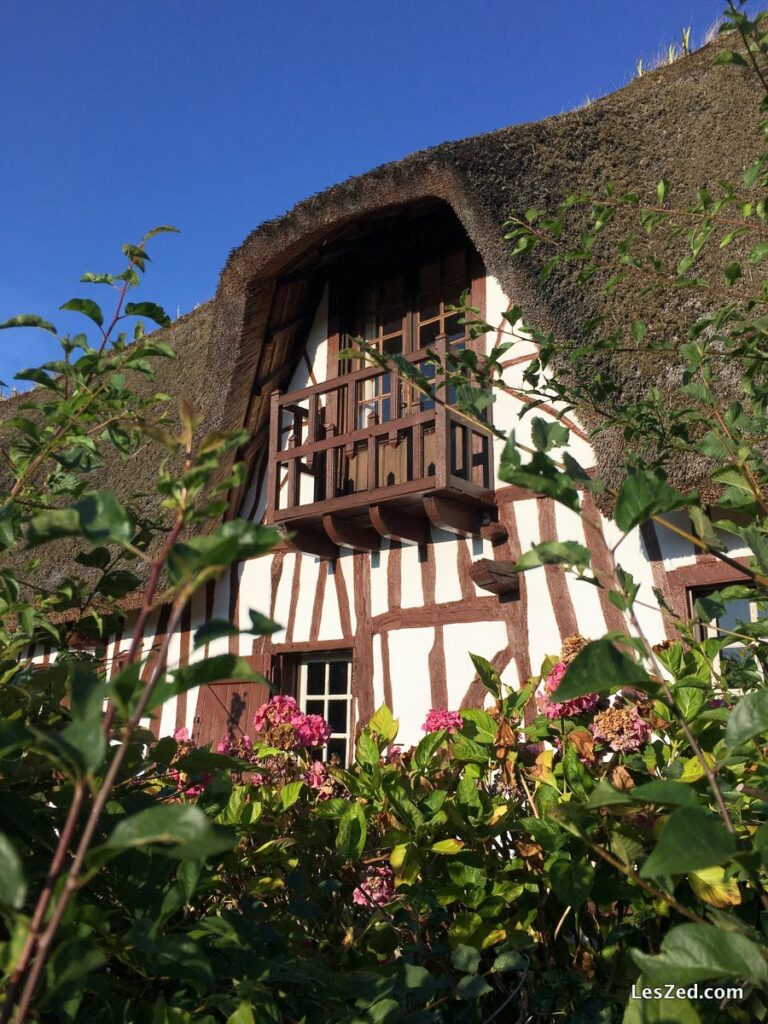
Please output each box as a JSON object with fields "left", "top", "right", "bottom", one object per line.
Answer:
{"left": 265, "top": 336, "right": 496, "bottom": 557}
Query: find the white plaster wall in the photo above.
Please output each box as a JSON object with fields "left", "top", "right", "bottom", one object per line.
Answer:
{"left": 385, "top": 627, "right": 433, "bottom": 748}
{"left": 442, "top": 621, "right": 508, "bottom": 707}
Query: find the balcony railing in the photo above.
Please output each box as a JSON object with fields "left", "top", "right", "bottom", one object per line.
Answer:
{"left": 265, "top": 335, "right": 496, "bottom": 553}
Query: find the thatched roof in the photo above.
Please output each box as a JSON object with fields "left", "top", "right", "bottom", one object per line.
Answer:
{"left": 209, "top": 31, "right": 764, "bottom": 502}
{"left": 4, "top": 30, "right": 765, "bottom": 604}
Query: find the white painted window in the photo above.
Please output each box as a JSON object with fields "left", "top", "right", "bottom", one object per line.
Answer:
{"left": 691, "top": 588, "right": 765, "bottom": 685}
{"left": 298, "top": 654, "right": 352, "bottom": 764}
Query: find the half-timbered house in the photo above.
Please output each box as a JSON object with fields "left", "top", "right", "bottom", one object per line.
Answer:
{"left": 21, "top": 38, "right": 767, "bottom": 754}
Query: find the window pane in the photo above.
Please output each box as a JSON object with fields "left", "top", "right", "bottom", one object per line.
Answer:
{"left": 329, "top": 661, "right": 348, "bottom": 694}
{"left": 327, "top": 700, "right": 348, "bottom": 733}
{"left": 306, "top": 700, "right": 324, "bottom": 717}
{"left": 327, "top": 738, "right": 346, "bottom": 762}
{"left": 419, "top": 321, "right": 440, "bottom": 348}
{"left": 445, "top": 313, "right": 465, "bottom": 342}
{"left": 363, "top": 314, "right": 378, "bottom": 342}
{"left": 717, "top": 598, "right": 752, "bottom": 635}
{"left": 382, "top": 335, "right": 403, "bottom": 355}
{"left": 306, "top": 662, "right": 325, "bottom": 695}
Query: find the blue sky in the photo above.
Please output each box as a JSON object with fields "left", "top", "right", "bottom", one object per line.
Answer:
{"left": 0, "top": 1, "right": 750, "bottom": 388}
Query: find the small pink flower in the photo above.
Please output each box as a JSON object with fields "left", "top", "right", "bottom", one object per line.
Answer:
{"left": 306, "top": 761, "right": 327, "bottom": 789}
{"left": 422, "top": 709, "right": 463, "bottom": 734}
{"left": 538, "top": 661, "right": 599, "bottom": 719}
{"left": 173, "top": 726, "right": 191, "bottom": 742}
{"left": 182, "top": 777, "right": 210, "bottom": 798}
{"left": 352, "top": 866, "right": 396, "bottom": 908}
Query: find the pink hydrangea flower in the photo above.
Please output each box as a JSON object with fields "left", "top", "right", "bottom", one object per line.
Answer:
{"left": 538, "top": 661, "right": 599, "bottom": 719}
{"left": 590, "top": 705, "right": 651, "bottom": 752}
{"left": 422, "top": 709, "right": 463, "bottom": 734}
{"left": 173, "top": 726, "right": 191, "bottom": 743}
{"left": 216, "top": 734, "right": 253, "bottom": 755}
{"left": 253, "top": 695, "right": 305, "bottom": 732}
{"left": 252, "top": 696, "right": 332, "bottom": 750}
{"left": 296, "top": 714, "right": 332, "bottom": 748}
{"left": 352, "top": 866, "right": 396, "bottom": 908}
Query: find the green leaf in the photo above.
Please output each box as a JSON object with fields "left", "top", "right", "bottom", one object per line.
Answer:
{"left": 499, "top": 435, "right": 580, "bottom": 512}
{"left": 123, "top": 302, "right": 171, "bottom": 327}
{"left": 0, "top": 314, "right": 57, "bottom": 335}
{"left": 614, "top": 472, "right": 692, "bottom": 532}
{"left": 103, "top": 804, "right": 234, "bottom": 860}
{"left": 516, "top": 540, "right": 591, "bottom": 572}
{"left": 714, "top": 50, "right": 748, "bottom": 67}
{"left": 748, "top": 242, "right": 768, "bottom": 266}
{"left": 193, "top": 619, "right": 240, "bottom": 648}
{"left": 451, "top": 943, "right": 480, "bottom": 974}
{"left": 356, "top": 729, "right": 380, "bottom": 768}
{"left": 621, "top": 990, "right": 702, "bottom": 1024}
{"left": 0, "top": 833, "right": 26, "bottom": 909}
{"left": 60, "top": 298, "right": 104, "bottom": 327}
{"left": 27, "top": 491, "right": 134, "bottom": 548}
{"left": 640, "top": 809, "right": 736, "bottom": 878}
{"left": 336, "top": 802, "right": 366, "bottom": 860}
{"left": 456, "top": 975, "right": 493, "bottom": 1000}
{"left": 280, "top": 780, "right": 304, "bottom": 810}
{"left": 629, "top": 781, "right": 700, "bottom": 808}
{"left": 414, "top": 729, "right": 447, "bottom": 769}
{"left": 247, "top": 610, "right": 283, "bottom": 636}
{"left": 630, "top": 923, "right": 768, "bottom": 986}
{"left": 725, "top": 689, "right": 768, "bottom": 747}
{"left": 469, "top": 653, "right": 502, "bottom": 698}
{"left": 167, "top": 521, "right": 280, "bottom": 583}
{"left": 432, "top": 838, "right": 465, "bottom": 855}
{"left": 530, "top": 417, "right": 569, "bottom": 452}
{"left": 369, "top": 705, "right": 398, "bottom": 744}
{"left": 460, "top": 709, "right": 497, "bottom": 744}
{"left": 552, "top": 638, "right": 654, "bottom": 701}
{"left": 226, "top": 1004, "right": 255, "bottom": 1024}
{"left": 550, "top": 858, "right": 595, "bottom": 907}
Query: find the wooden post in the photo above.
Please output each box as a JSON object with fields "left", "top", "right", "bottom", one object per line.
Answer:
{"left": 434, "top": 333, "right": 448, "bottom": 490}
{"left": 266, "top": 390, "right": 281, "bottom": 521}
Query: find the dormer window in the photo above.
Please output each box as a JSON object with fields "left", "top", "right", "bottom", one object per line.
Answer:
{"left": 346, "top": 248, "right": 471, "bottom": 428}
{"left": 263, "top": 204, "right": 496, "bottom": 553}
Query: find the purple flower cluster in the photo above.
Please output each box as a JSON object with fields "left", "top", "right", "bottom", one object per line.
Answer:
{"left": 422, "top": 709, "right": 463, "bottom": 734}
{"left": 538, "top": 661, "right": 599, "bottom": 719}
{"left": 352, "top": 865, "right": 396, "bottom": 908}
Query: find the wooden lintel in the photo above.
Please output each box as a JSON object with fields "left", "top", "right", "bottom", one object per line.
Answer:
{"left": 468, "top": 558, "right": 520, "bottom": 597}
{"left": 322, "top": 514, "right": 380, "bottom": 552}
{"left": 287, "top": 526, "right": 338, "bottom": 560}
{"left": 369, "top": 504, "right": 430, "bottom": 545}
{"left": 423, "top": 494, "right": 484, "bottom": 536}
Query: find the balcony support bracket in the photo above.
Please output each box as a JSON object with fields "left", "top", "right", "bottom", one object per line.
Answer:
{"left": 287, "top": 525, "right": 339, "bottom": 561}
{"left": 369, "top": 504, "right": 430, "bottom": 546}
{"left": 423, "top": 493, "right": 484, "bottom": 536}
{"left": 322, "top": 514, "right": 380, "bottom": 552}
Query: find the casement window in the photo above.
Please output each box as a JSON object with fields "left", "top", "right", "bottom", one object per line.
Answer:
{"left": 689, "top": 586, "right": 766, "bottom": 684}
{"left": 299, "top": 655, "right": 352, "bottom": 764}
{"left": 273, "top": 651, "right": 353, "bottom": 764}
{"left": 348, "top": 248, "right": 472, "bottom": 428}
